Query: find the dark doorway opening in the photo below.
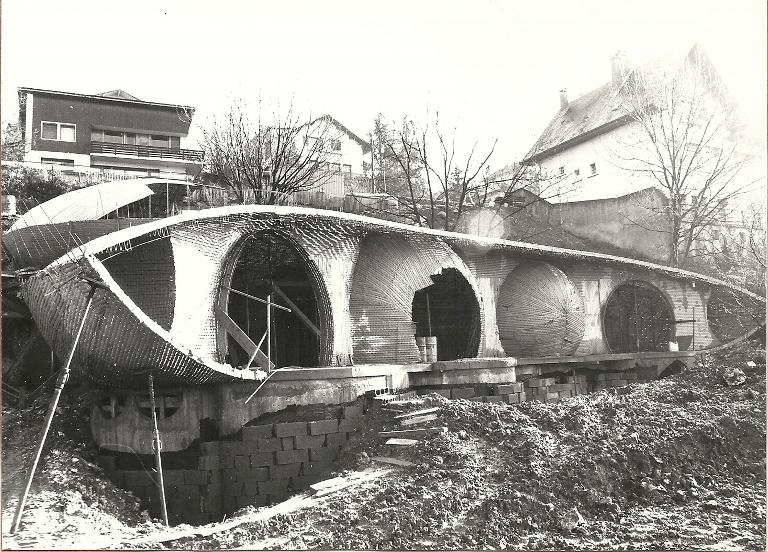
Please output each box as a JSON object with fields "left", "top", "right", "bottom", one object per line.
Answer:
{"left": 603, "top": 280, "right": 674, "bottom": 353}
{"left": 411, "top": 268, "right": 480, "bottom": 361}
{"left": 227, "top": 233, "right": 320, "bottom": 368}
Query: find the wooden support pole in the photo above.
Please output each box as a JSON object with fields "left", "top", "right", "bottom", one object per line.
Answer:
{"left": 271, "top": 282, "right": 320, "bottom": 336}
{"left": 11, "top": 285, "right": 97, "bottom": 534}
{"left": 148, "top": 373, "right": 169, "bottom": 527}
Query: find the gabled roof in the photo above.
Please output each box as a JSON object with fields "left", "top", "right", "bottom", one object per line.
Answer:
{"left": 521, "top": 44, "right": 728, "bottom": 165}
{"left": 521, "top": 83, "right": 630, "bottom": 164}
{"left": 98, "top": 89, "right": 141, "bottom": 100}
{"left": 309, "top": 115, "right": 371, "bottom": 154}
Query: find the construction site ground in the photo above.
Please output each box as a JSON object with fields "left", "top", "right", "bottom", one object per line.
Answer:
{"left": 1, "top": 341, "right": 765, "bottom": 550}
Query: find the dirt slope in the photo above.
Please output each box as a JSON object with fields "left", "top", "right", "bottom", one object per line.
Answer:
{"left": 167, "top": 342, "right": 767, "bottom": 550}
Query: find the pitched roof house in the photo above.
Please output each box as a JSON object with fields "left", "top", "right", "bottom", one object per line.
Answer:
{"left": 520, "top": 45, "right": 755, "bottom": 204}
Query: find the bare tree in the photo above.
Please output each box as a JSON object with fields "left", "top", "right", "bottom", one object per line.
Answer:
{"left": 349, "top": 114, "right": 496, "bottom": 231}
{"left": 200, "top": 101, "right": 338, "bottom": 204}
{"left": 614, "top": 46, "right": 761, "bottom": 267}
{"left": 353, "top": 113, "right": 572, "bottom": 236}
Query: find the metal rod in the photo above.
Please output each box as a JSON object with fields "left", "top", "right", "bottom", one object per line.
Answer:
{"left": 166, "top": 182, "right": 170, "bottom": 216}
{"left": 244, "top": 368, "right": 280, "bottom": 404}
{"left": 11, "top": 285, "right": 97, "bottom": 534}
{"left": 266, "top": 293, "right": 272, "bottom": 372}
{"left": 148, "top": 373, "right": 169, "bottom": 527}
{"left": 225, "top": 286, "right": 290, "bottom": 312}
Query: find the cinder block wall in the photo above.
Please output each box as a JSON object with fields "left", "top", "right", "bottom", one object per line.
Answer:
{"left": 99, "top": 403, "right": 365, "bottom": 526}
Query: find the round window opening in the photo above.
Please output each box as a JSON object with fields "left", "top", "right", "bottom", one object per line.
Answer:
{"left": 603, "top": 280, "right": 674, "bottom": 353}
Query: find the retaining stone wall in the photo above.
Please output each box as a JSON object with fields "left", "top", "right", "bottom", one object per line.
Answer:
{"left": 417, "top": 370, "right": 655, "bottom": 404}
{"left": 98, "top": 404, "right": 365, "bottom": 526}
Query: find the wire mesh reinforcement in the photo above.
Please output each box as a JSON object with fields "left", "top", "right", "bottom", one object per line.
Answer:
{"left": 496, "top": 262, "right": 586, "bottom": 356}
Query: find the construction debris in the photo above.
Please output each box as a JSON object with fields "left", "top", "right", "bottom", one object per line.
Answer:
{"left": 384, "top": 438, "right": 419, "bottom": 446}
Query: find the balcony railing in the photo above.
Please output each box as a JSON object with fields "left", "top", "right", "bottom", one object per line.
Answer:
{"left": 90, "top": 141, "right": 204, "bottom": 163}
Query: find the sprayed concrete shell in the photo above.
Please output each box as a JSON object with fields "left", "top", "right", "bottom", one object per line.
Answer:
{"left": 17, "top": 204, "right": 765, "bottom": 388}
{"left": 496, "top": 262, "right": 585, "bottom": 356}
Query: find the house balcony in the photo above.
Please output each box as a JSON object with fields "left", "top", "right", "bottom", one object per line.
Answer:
{"left": 90, "top": 141, "right": 204, "bottom": 165}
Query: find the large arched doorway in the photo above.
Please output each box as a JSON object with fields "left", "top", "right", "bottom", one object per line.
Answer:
{"left": 411, "top": 268, "right": 481, "bottom": 361}
{"left": 603, "top": 280, "right": 674, "bottom": 353}
{"left": 225, "top": 233, "right": 327, "bottom": 368}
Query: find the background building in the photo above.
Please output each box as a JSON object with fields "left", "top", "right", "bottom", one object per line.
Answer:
{"left": 17, "top": 87, "right": 203, "bottom": 181}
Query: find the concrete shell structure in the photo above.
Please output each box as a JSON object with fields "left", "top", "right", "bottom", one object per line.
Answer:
{"left": 496, "top": 262, "right": 585, "bottom": 356}
{"left": 12, "top": 204, "right": 765, "bottom": 389}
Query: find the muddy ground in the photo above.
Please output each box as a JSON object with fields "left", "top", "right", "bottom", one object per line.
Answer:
{"left": 2, "top": 341, "right": 765, "bottom": 550}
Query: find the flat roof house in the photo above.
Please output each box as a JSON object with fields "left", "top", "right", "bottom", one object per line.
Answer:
{"left": 17, "top": 87, "right": 203, "bottom": 180}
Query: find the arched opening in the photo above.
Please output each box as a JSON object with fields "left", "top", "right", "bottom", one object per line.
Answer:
{"left": 603, "top": 280, "right": 674, "bottom": 353}
{"left": 411, "top": 268, "right": 480, "bottom": 361}
{"left": 225, "top": 233, "right": 324, "bottom": 368}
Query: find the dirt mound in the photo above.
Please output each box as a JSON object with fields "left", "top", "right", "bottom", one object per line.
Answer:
{"left": 171, "top": 341, "right": 766, "bottom": 550}
{"left": 1, "top": 385, "right": 160, "bottom": 549}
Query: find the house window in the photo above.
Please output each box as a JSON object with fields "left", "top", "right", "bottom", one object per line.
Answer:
{"left": 151, "top": 135, "right": 170, "bottom": 148}
{"left": 558, "top": 166, "right": 565, "bottom": 175}
{"left": 342, "top": 164, "right": 352, "bottom": 173}
{"left": 170, "top": 136, "right": 180, "bottom": 148}
{"left": 41, "top": 157, "right": 74, "bottom": 166}
{"left": 124, "top": 133, "right": 136, "bottom": 145}
{"left": 331, "top": 163, "right": 341, "bottom": 172}
{"left": 590, "top": 163, "right": 597, "bottom": 175}
{"left": 330, "top": 139, "right": 342, "bottom": 151}
{"left": 137, "top": 134, "right": 150, "bottom": 146}
{"left": 41, "top": 121, "right": 76, "bottom": 142}
{"left": 104, "top": 130, "right": 123, "bottom": 144}
{"left": 574, "top": 169, "right": 581, "bottom": 180}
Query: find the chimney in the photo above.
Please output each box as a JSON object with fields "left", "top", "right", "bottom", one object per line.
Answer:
{"left": 559, "top": 89, "right": 568, "bottom": 110}
{"left": 610, "top": 50, "right": 629, "bottom": 86}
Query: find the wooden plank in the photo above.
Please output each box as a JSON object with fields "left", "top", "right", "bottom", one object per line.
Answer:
{"left": 394, "top": 407, "right": 439, "bottom": 419}
{"left": 372, "top": 456, "right": 414, "bottom": 467}
{"left": 378, "top": 427, "right": 447, "bottom": 438}
{"left": 401, "top": 413, "right": 438, "bottom": 426}
{"left": 385, "top": 438, "right": 419, "bottom": 446}
{"left": 309, "top": 476, "right": 347, "bottom": 494}
{"left": 271, "top": 282, "right": 321, "bottom": 336}
{"left": 214, "top": 307, "right": 274, "bottom": 370}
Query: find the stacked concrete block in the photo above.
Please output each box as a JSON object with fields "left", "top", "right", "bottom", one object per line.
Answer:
{"left": 102, "top": 405, "right": 365, "bottom": 525}
{"left": 494, "top": 382, "right": 526, "bottom": 404}
{"left": 523, "top": 377, "right": 559, "bottom": 403}
{"left": 593, "top": 371, "right": 637, "bottom": 391}
{"left": 450, "top": 387, "right": 476, "bottom": 400}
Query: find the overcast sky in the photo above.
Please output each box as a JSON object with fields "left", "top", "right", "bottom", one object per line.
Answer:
{"left": 2, "top": 0, "right": 765, "bottom": 168}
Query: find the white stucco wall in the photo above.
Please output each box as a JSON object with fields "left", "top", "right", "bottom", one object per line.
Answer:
{"left": 534, "top": 122, "right": 654, "bottom": 203}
